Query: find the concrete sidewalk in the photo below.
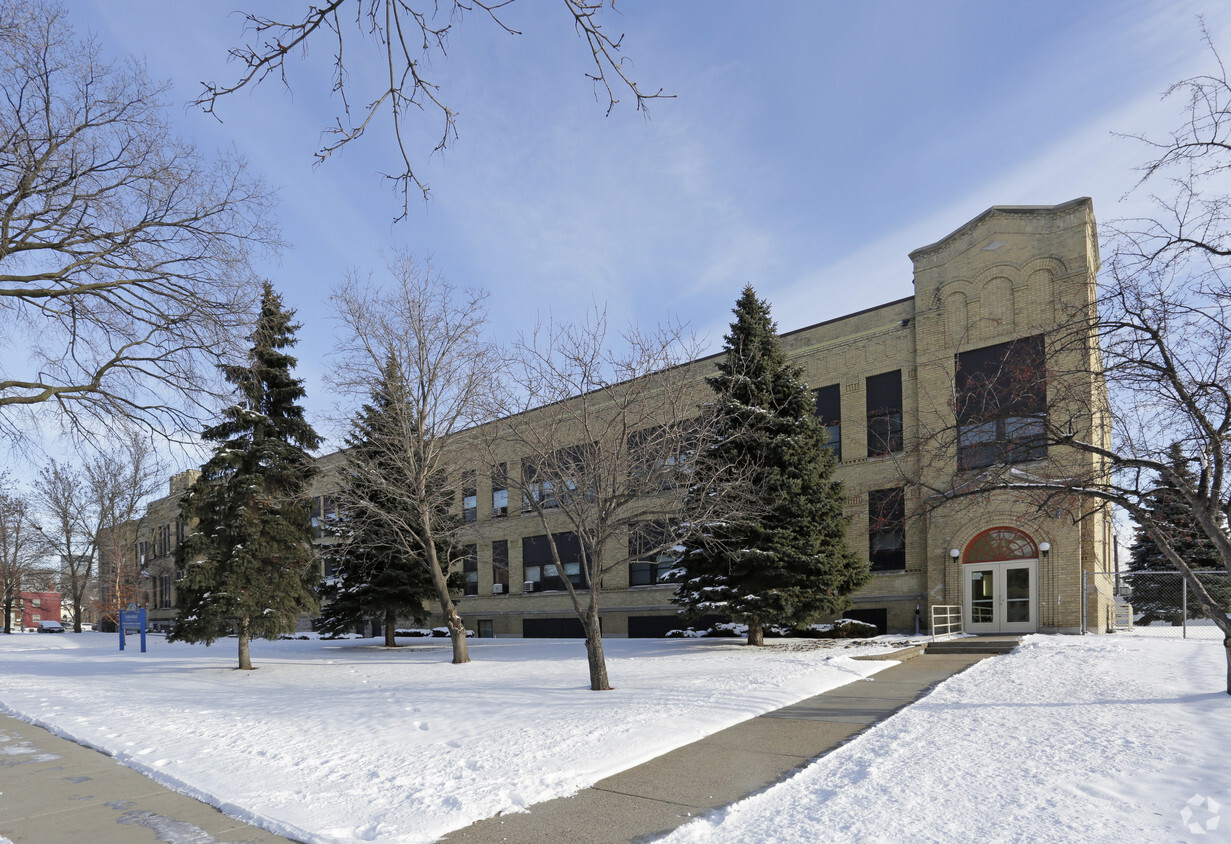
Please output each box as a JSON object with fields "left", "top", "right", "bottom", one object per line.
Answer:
{"left": 0, "top": 714, "right": 293, "bottom": 843}
{"left": 442, "top": 651, "right": 992, "bottom": 843}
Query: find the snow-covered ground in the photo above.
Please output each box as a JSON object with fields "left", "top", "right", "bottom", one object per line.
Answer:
{"left": 0, "top": 632, "right": 894, "bottom": 842}
{"left": 659, "top": 634, "right": 1231, "bottom": 844}
{"left": 1, "top": 633, "right": 1225, "bottom": 844}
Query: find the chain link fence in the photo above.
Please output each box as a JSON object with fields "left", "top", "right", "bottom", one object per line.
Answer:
{"left": 1085, "top": 569, "right": 1231, "bottom": 638}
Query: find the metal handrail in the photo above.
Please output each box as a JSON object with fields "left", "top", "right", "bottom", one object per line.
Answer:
{"left": 930, "top": 604, "right": 963, "bottom": 641}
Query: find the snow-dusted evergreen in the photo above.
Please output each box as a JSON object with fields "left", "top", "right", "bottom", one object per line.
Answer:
{"left": 1128, "top": 442, "right": 1231, "bottom": 624}
{"left": 673, "top": 285, "right": 869, "bottom": 646}
{"left": 318, "top": 356, "right": 442, "bottom": 646}
{"left": 169, "top": 282, "right": 322, "bottom": 670}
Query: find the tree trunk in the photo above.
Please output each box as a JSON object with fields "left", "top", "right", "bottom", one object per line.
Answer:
{"left": 1225, "top": 636, "right": 1230, "bottom": 696}
{"left": 71, "top": 588, "right": 83, "bottom": 633}
{"left": 585, "top": 618, "right": 611, "bottom": 691}
{"left": 384, "top": 610, "right": 398, "bottom": 648}
{"left": 237, "top": 617, "right": 254, "bottom": 670}
{"left": 747, "top": 619, "right": 764, "bottom": 646}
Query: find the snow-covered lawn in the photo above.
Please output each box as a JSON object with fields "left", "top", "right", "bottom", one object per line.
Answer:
{"left": 660, "top": 634, "right": 1231, "bottom": 844}
{"left": 0, "top": 632, "right": 894, "bottom": 842}
{"left": 3, "top": 633, "right": 1225, "bottom": 843}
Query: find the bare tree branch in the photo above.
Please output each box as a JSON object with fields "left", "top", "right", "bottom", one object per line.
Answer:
{"left": 0, "top": 1, "right": 279, "bottom": 442}
{"left": 197, "top": 0, "right": 670, "bottom": 220}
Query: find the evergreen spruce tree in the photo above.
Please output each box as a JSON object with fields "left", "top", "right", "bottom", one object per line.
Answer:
{"left": 1128, "top": 442, "right": 1231, "bottom": 625}
{"left": 318, "top": 357, "right": 440, "bottom": 646}
{"left": 674, "top": 285, "right": 869, "bottom": 645}
{"left": 169, "top": 282, "right": 322, "bottom": 669}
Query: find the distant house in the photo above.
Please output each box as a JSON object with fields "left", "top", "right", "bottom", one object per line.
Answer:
{"left": 18, "top": 591, "right": 61, "bottom": 631}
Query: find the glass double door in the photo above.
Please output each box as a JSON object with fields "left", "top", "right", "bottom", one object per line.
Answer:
{"left": 964, "top": 560, "right": 1037, "bottom": 634}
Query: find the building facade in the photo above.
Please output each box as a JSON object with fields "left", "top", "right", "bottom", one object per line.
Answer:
{"left": 118, "top": 199, "right": 1113, "bottom": 638}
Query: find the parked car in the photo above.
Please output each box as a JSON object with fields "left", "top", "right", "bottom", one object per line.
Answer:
{"left": 37, "top": 620, "right": 66, "bottom": 633}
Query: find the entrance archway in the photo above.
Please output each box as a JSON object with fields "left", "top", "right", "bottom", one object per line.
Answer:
{"left": 962, "top": 527, "right": 1038, "bottom": 634}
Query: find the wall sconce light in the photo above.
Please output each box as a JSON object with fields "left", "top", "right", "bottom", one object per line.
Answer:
{"left": 1038, "top": 542, "right": 1051, "bottom": 555}
{"left": 949, "top": 548, "right": 961, "bottom": 559}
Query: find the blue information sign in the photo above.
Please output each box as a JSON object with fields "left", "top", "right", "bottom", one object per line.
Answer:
{"left": 118, "top": 604, "right": 147, "bottom": 653}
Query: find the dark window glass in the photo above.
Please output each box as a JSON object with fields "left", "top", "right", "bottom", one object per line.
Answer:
{"left": 628, "top": 521, "right": 677, "bottom": 586}
{"left": 956, "top": 336, "right": 1046, "bottom": 471}
{"left": 462, "top": 470, "right": 477, "bottom": 523}
{"left": 522, "top": 533, "right": 586, "bottom": 591}
{"left": 463, "top": 544, "right": 478, "bottom": 596}
{"left": 813, "top": 384, "right": 842, "bottom": 461}
{"left": 868, "top": 487, "right": 906, "bottom": 571}
{"left": 491, "top": 540, "right": 509, "bottom": 595}
{"left": 491, "top": 463, "right": 508, "bottom": 517}
{"left": 866, "top": 371, "right": 903, "bottom": 456}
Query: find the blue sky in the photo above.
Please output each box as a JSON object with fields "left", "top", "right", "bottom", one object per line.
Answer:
{"left": 69, "top": 0, "right": 1231, "bottom": 452}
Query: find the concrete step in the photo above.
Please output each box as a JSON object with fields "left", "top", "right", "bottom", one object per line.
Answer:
{"left": 925, "top": 637, "right": 1020, "bottom": 655}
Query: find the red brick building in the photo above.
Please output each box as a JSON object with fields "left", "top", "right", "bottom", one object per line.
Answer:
{"left": 19, "top": 591, "right": 61, "bottom": 630}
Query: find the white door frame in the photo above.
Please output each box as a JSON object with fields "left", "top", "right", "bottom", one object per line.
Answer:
{"left": 963, "top": 559, "right": 1038, "bottom": 634}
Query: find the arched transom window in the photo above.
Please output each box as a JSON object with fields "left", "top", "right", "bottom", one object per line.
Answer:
{"left": 963, "top": 527, "right": 1037, "bottom": 563}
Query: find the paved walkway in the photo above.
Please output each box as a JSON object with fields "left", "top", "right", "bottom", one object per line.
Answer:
{"left": 0, "top": 714, "right": 293, "bottom": 843}
{"left": 0, "top": 648, "right": 996, "bottom": 844}
{"left": 442, "top": 651, "right": 992, "bottom": 843}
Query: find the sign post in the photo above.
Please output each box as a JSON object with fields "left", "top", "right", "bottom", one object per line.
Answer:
{"left": 118, "top": 603, "right": 147, "bottom": 653}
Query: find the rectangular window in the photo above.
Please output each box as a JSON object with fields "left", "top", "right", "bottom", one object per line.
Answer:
{"left": 522, "top": 533, "right": 586, "bottom": 592}
{"left": 491, "top": 540, "right": 509, "bottom": 595}
{"left": 628, "top": 423, "right": 694, "bottom": 492}
{"left": 522, "top": 459, "right": 558, "bottom": 510}
{"left": 463, "top": 544, "right": 478, "bottom": 597}
{"left": 956, "top": 335, "right": 1046, "bottom": 471}
{"left": 175, "top": 519, "right": 185, "bottom": 547}
{"left": 159, "top": 572, "right": 172, "bottom": 609}
{"left": 462, "top": 471, "right": 478, "bottom": 524}
{"left": 868, "top": 487, "right": 906, "bottom": 571}
{"left": 491, "top": 464, "right": 508, "bottom": 518}
{"left": 310, "top": 495, "right": 338, "bottom": 538}
{"left": 628, "top": 522, "right": 677, "bottom": 586}
{"left": 866, "top": 371, "right": 903, "bottom": 457}
{"left": 814, "top": 384, "right": 842, "bottom": 461}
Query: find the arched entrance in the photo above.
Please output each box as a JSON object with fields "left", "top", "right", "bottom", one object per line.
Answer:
{"left": 962, "top": 527, "right": 1039, "bottom": 634}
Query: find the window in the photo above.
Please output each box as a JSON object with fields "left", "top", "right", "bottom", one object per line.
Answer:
{"left": 868, "top": 487, "right": 906, "bottom": 571}
{"left": 175, "top": 518, "right": 185, "bottom": 547}
{"left": 310, "top": 495, "right": 338, "bottom": 538}
{"left": 491, "top": 540, "right": 509, "bottom": 595}
{"left": 491, "top": 464, "right": 508, "bottom": 517}
{"left": 628, "top": 423, "right": 695, "bottom": 492}
{"left": 462, "top": 471, "right": 477, "bottom": 523}
{"left": 956, "top": 336, "right": 1046, "bottom": 471}
{"left": 31, "top": 598, "right": 40, "bottom": 607}
{"left": 866, "top": 371, "right": 903, "bottom": 457}
{"left": 813, "top": 384, "right": 841, "bottom": 461}
{"left": 462, "top": 545, "right": 478, "bottom": 596}
{"left": 522, "top": 459, "right": 558, "bottom": 510}
{"left": 628, "top": 522, "right": 677, "bottom": 586}
{"left": 522, "top": 533, "right": 586, "bottom": 591}
{"left": 159, "top": 572, "right": 172, "bottom": 609}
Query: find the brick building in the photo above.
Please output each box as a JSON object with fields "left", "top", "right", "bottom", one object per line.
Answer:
{"left": 119, "top": 198, "right": 1113, "bottom": 638}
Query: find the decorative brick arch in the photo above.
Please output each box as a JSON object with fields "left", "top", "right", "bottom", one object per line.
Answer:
{"left": 963, "top": 527, "right": 1037, "bottom": 563}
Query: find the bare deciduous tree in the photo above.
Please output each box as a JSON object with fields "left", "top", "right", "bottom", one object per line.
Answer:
{"left": 0, "top": 477, "right": 49, "bottom": 633}
{"left": 329, "top": 255, "right": 501, "bottom": 664}
{"left": 33, "top": 430, "right": 164, "bottom": 632}
{"left": 490, "top": 309, "right": 748, "bottom": 690}
{"left": 0, "top": 0, "right": 278, "bottom": 441}
{"left": 199, "top": 0, "right": 668, "bottom": 218}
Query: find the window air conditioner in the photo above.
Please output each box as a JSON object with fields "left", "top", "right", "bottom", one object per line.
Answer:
{"left": 492, "top": 583, "right": 505, "bottom": 595}
{"left": 491, "top": 506, "right": 508, "bottom": 518}
{"left": 523, "top": 580, "right": 536, "bottom": 593}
